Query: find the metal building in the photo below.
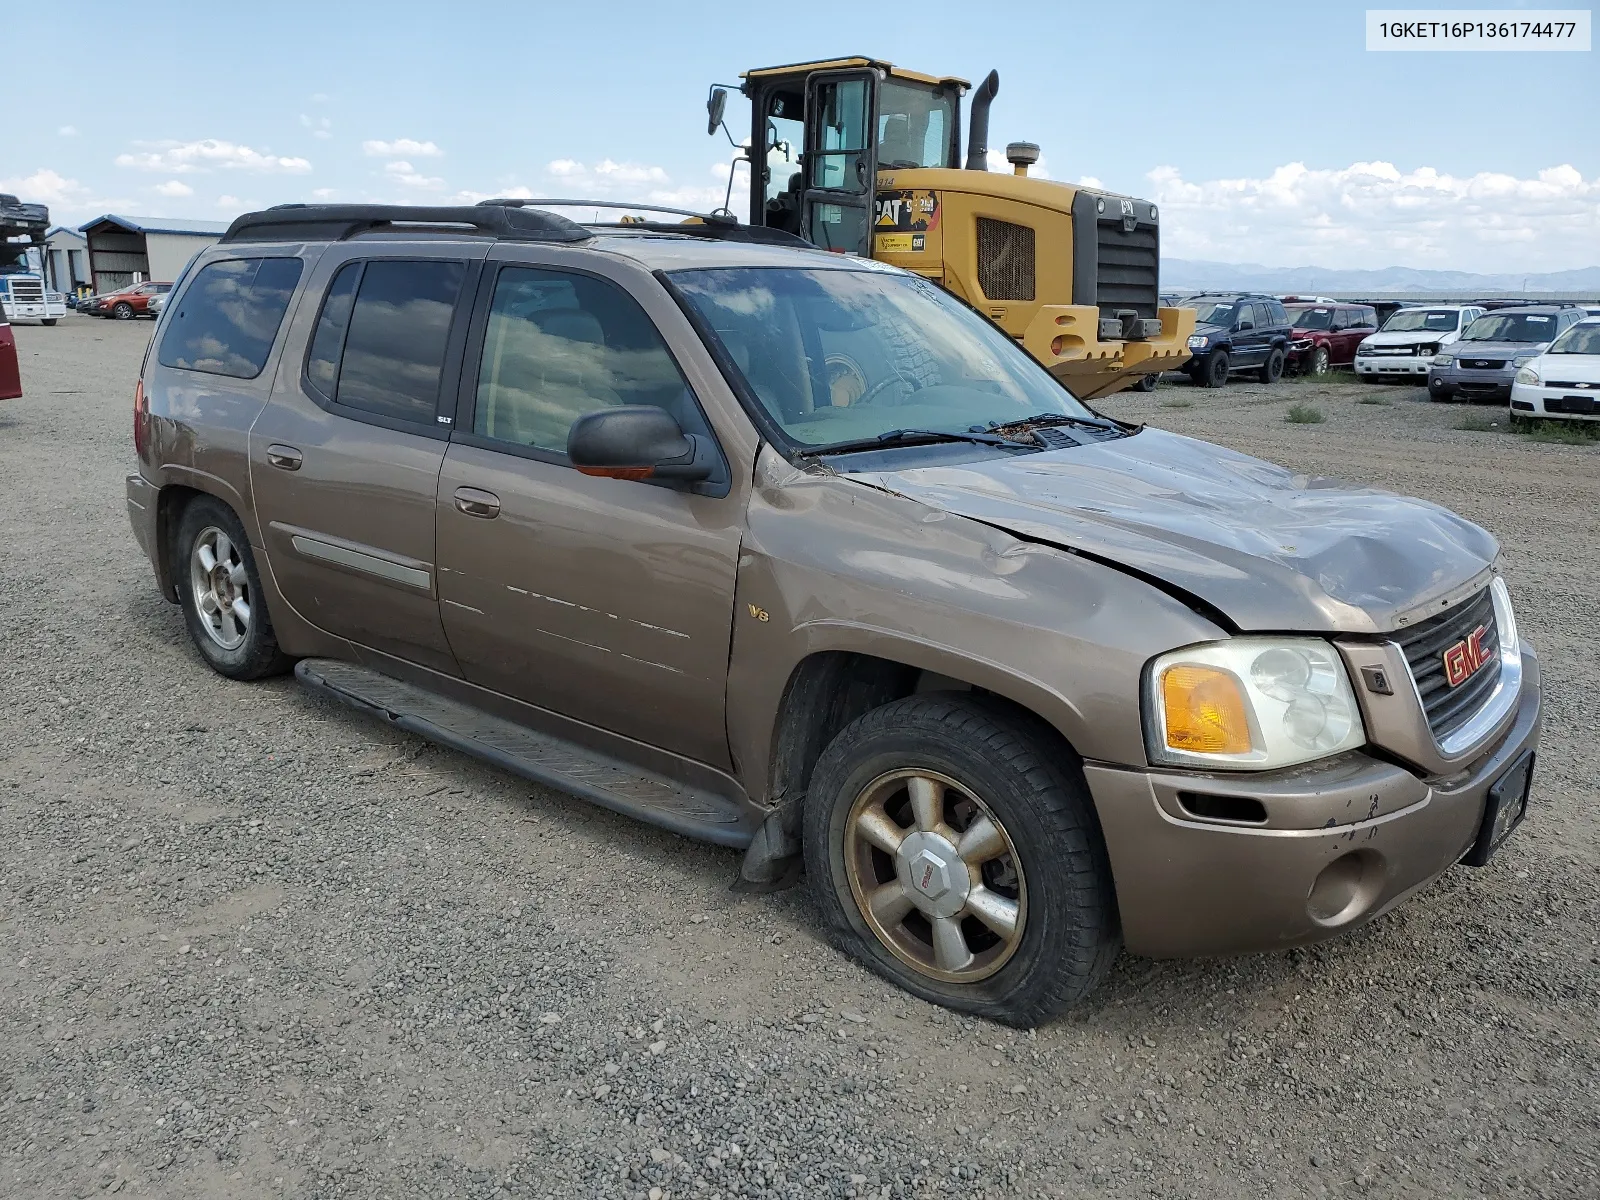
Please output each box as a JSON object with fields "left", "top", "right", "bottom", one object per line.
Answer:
{"left": 77, "top": 215, "right": 230, "bottom": 293}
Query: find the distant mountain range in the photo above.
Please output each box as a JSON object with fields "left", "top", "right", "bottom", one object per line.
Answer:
{"left": 1162, "top": 259, "right": 1600, "bottom": 296}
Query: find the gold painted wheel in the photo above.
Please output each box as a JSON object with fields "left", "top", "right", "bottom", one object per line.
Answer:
{"left": 842, "top": 768, "right": 1027, "bottom": 984}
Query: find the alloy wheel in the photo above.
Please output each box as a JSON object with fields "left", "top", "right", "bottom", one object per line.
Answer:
{"left": 843, "top": 768, "right": 1027, "bottom": 983}
{"left": 188, "top": 525, "right": 252, "bottom": 650}
{"left": 1311, "top": 347, "right": 1329, "bottom": 375}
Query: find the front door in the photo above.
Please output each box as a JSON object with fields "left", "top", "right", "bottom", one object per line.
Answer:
{"left": 433, "top": 255, "right": 743, "bottom": 768}
{"left": 1232, "top": 302, "right": 1267, "bottom": 366}
{"left": 250, "top": 247, "right": 482, "bottom": 675}
{"left": 802, "top": 69, "right": 878, "bottom": 255}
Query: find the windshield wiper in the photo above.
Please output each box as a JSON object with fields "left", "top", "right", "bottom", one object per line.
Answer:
{"left": 984, "top": 412, "right": 1122, "bottom": 436}
{"left": 804, "top": 428, "right": 1031, "bottom": 457}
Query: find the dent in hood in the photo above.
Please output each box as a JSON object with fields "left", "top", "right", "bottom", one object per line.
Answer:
{"left": 850, "top": 428, "right": 1498, "bottom": 633}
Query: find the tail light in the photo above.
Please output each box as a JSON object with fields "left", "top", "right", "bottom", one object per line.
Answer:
{"left": 133, "top": 378, "right": 148, "bottom": 457}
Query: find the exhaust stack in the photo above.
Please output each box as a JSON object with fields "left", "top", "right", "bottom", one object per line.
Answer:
{"left": 963, "top": 70, "right": 1000, "bottom": 171}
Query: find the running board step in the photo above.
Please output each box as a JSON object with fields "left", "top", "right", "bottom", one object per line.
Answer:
{"left": 294, "top": 658, "right": 754, "bottom": 847}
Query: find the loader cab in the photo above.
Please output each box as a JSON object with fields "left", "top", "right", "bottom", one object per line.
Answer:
{"left": 737, "top": 58, "right": 967, "bottom": 255}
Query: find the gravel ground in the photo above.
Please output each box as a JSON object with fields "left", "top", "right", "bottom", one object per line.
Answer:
{"left": 0, "top": 318, "right": 1596, "bottom": 1200}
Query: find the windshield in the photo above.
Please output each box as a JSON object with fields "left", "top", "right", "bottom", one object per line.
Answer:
{"left": 1461, "top": 312, "right": 1558, "bottom": 342}
{"left": 1291, "top": 308, "right": 1333, "bottom": 330}
{"left": 670, "top": 267, "right": 1094, "bottom": 449}
{"left": 1549, "top": 323, "right": 1600, "bottom": 355}
{"left": 876, "top": 80, "right": 955, "bottom": 169}
{"left": 1383, "top": 309, "right": 1460, "bottom": 333}
{"left": 1189, "top": 301, "right": 1238, "bottom": 327}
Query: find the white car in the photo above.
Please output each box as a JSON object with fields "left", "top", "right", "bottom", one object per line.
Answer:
{"left": 1512, "top": 318, "right": 1600, "bottom": 422}
{"left": 1354, "top": 305, "right": 1485, "bottom": 383}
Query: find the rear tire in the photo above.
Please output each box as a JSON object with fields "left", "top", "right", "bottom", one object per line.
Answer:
{"left": 173, "top": 495, "right": 293, "bottom": 681}
{"left": 803, "top": 693, "right": 1120, "bottom": 1027}
{"left": 1199, "top": 350, "right": 1230, "bottom": 388}
{"left": 41, "top": 318, "right": 57, "bottom": 327}
{"left": 1258, "top": 347, "right": 1286, "bottom": 384}
{"left": 1131, "top": 372, "right": 1159, "bottom": 393}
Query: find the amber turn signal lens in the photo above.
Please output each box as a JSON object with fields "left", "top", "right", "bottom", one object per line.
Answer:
{"left": 1161, "top": 665, "right": 1254, "bottom": 755}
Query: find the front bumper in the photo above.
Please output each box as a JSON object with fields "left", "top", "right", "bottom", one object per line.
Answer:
{"left": 1087, "top": 646, "right": 1541, "bottom": 959}
{"left": 1431, "top": 365, "right": 1518, "bottom": 400}
{"left": 1357, "top": 354, "right": 1431, "bottom": 377}
{"left": 1512, "top": 381, "right": 1600, "bottom": 420}
{"left": 1022, "top": 305, "right": 1198, "bottom": 401}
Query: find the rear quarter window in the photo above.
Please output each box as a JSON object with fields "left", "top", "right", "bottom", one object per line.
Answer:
{"left": 158, "top": 257, "right": 304, "bottom": 379}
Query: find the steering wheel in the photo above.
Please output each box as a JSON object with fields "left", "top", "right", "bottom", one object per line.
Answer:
{"left": 856, "top": 373, "right": 917, "bottom": 407}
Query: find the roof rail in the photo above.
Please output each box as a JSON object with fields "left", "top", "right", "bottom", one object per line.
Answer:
{"left": 478, "top": 198, "right": 813, "bottom": 247}
{"left": 220, "top": 203, "right": 592, "bottom": 245}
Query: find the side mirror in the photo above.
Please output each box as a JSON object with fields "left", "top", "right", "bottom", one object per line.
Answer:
{"left": 1238, "top": 319, "right": 1254, "bottom": 331}
{"left": 568, "top": 406, "right": 712, "bottom": 484}
{"left": 707, "top": 88, "right": 728, "bottom": 137}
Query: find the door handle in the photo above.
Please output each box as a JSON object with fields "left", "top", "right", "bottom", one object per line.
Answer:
{"left": 266, "top": 444, "right": 302, "bottom": 471}
{"left": 454, "top": 487, "right": 500, "bottom": 519}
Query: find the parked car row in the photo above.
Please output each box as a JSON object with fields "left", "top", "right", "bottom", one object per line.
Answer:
{"left": 1165, "top": 293, "right": 1599, "bottom": 399}
{"left": 81, "top": 280, "right": 172, "bottom": 320}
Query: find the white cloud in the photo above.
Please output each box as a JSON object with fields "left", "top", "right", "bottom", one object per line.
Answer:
{"left": 525, "top": 158, "right": 746, "bottom": 214}
{"left": 363, "top": 138, "right": 442, "bottom": 158}
{"left": 1, "top": 167, "right": 89, "bottom": 207}
{"left": 1147, "top": 160, "right": 1600, "bottom": 272}
{"left": 115, "top": 139, "right": 312, "bottom": 174}
{"left": 58, "top": 125, "right": 78, "bottom": 137}
{"left": 216, "top": 195, "right": 243, "bottom": 210}
{"left": 300, "top": 114, "right": 333, "bottom": 140}
{"left": 311, "top": 187, "right": 338, "bottom": 200}
{"left": 383, "top": 160, "right": 445, "bottom": 191}
{"left": 153, "top": 180, "right": 194, "bottom": 198}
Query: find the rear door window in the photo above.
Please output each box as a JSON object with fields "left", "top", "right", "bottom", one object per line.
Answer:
{"left": 157, "top": 256, "right": 304, "bottom": 379}
{"left": 304, "top": 259, "right": 466, "bottom": 424}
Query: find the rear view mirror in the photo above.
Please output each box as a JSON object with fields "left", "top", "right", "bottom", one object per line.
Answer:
{"left": 568, "top": 406, "right": 712, "bottom": 484}
{"left": 707, "top": 88, "right": 728, "bottom": 137}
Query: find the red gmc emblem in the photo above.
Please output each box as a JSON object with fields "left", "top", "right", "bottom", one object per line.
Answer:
{"left": 920, "top": 864, "right": 935, "bottom": 890}
{"left": 1443, "top": 625, "right": 1492, "bottom": 687}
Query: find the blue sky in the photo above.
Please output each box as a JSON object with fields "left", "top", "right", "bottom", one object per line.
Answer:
{"left": 7, "top": 0, "right": 1596, "bottom": 270}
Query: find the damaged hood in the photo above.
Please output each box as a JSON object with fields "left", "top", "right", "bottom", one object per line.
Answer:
{"left": 850, "top": 428, "right": 1497, "bottom": 633}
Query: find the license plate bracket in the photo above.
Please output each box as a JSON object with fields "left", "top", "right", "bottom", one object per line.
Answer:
{"left": 1461, "top": 750, "right": 1533, "bottom": 867}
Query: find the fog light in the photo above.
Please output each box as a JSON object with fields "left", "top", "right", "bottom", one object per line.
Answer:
{"left": 1307, "top": 850, "right": 1381, "bottom": 925}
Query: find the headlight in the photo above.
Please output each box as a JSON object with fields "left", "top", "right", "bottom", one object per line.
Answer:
{"left": 1514, "top": 366, "right": 1540, "bottom": 385}
{"left": 1144, "top": 638, "right": 1366, "bottom": 770}
{"left": 1433, "top": 354, "right": 1453, "bottom": 367}
{"left": 1512, "top": 355, "right": 1536, "bottom": 368}
{"left": 1187, "top": 335, "right": 1208, "bottom": 350}
{"left": 1357, "top": 343, "right": 1375, "bottom": 356}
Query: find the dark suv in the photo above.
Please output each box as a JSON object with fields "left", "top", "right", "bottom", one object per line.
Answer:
{"left": 1180, "top": 294, "right": 1293, "bottom": 387}
{"left": 125, "top": 202, "right": 1541, "bottom": 1026}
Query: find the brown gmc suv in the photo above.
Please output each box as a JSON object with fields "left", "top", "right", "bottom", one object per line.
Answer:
{"left": 126, "top": 202, "right": 1541, "bottom": 1026}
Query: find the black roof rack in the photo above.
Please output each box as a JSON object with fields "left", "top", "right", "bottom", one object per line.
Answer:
{"left": 479, "top": 198, "right": 813, "bottom": 247}
{"left": 221, "top": 203, "right": 592, "bottom": 245}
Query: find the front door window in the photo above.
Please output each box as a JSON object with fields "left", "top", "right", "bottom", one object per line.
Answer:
{"left": 809, "top": 77, "right": 870, "bottom": 192}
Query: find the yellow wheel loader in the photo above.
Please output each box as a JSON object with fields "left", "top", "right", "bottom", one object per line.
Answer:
{"left": 707, "top": 58, "right": 1194, "bottom": 399}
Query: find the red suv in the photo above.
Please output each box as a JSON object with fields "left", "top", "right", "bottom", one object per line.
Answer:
{"left": 1284, "top": 302, "right": 1378, "bottom": 375}
{"left": 88, "top": 281, "right": 172, "bottom": 320}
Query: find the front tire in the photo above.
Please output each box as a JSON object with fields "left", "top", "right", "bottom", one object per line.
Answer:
{"left": 174, "top": 495, "right": 292, "bottom": 680}
{"left": 1307, "top": 346, "right": 1329, "bottom": 376}
{"left": 1258, "top": 347, "right": 1286, "bottom": 384}
{"left": 113, "top": 302, "right": 134, "bottom": 320}
{"left": 1131, "top": 372, "right": 1159, "bottom": 393}
{"left": 41, "top": 318, "right": 57, "bottom": 327}
{"left": 1199, "top": 349, "right": 1230, "bottom": 388}
{"left": 803, "top": 694, "right": 1120, "bottom": 1027}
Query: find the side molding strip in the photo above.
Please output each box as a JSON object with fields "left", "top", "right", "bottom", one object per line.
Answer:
{"left": 286, "top": 532, "right": 431, "bottom": 591}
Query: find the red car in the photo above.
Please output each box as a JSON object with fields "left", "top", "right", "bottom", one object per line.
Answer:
{"left": 88, "top": 280, "right": 172, "bottom": 320}
{"left": 0, "top": 319, "right": 21, "bottom": 399}
{"left": 1284, "top": 302, "right": 1379, "bottom": 375}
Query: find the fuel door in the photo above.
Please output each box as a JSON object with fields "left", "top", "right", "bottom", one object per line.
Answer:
{"left": 801, "top": 69, "right": 878, "bottom": 255}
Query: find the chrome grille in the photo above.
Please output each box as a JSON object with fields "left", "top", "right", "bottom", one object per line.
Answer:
{"left": 1395, "top": 587, "right": 1500, "bottom": 741}
{"left": 976, "top": 218, "right": 1035, "bottom": 302}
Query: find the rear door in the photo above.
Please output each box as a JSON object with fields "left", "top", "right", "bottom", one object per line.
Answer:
{"left": 249, "top": 245, "right": 484, "bottom": 675}
{"left": 802, "top": 69, "right": 878, "bottom": 255}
